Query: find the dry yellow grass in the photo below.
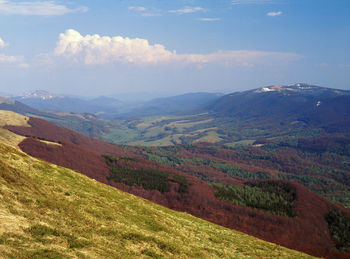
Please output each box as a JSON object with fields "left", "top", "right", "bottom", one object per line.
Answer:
{"left": 0, "top": 128, "right": 26, "bottom": 148}
{"left": 0, "top": 110, "right": 30, "bottom": 127}
{"left": 194, "top": 131, "right": 223, "bottom": 143}
{"left": 37, "top": 139, "right": 62, "bottom": 146}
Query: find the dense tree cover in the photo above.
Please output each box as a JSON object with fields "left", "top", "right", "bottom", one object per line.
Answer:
{"left": 171, "top": 174, "right": 190, "bottom": 193}
{"left": 325, "top": 209, "right": 350, "bottom": 252}
{"left": 213, "top": 181, "right": 296, "bottom": 217}
{"left": 103, "top": 154, "right": 189, "bottom": 193}
{"left": 210, "top": 162, "right": 271, "bottom": 180}
{"left": 141, "top": 136, "right": 350, "bottom": 207}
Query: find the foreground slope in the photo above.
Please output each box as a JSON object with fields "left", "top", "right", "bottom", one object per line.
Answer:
{"left": 0, "top": 143, "right": 313, "bottom": 258}
{"left": 3, "top": 111, "right": 350, "bottom": 257}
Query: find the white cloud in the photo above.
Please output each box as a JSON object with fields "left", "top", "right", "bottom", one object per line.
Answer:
{"left": 0, "top": 53, "right": 26, "bottom": 67}
{"left": 0, "top": 53, "right": 17, "bottom": 63}
{"left": 316, "top": 62, "right": 328, "bottom": 67}
{"left": 142, "top": 13, "right": 161, "bottom": 17}
{"left": 197, "top": 17, "right": 221, "bottom": 22}
{"left": 169, "top": 6, "right": 205, "bottom": 15}
{"left": 54, "top": 29, "right": 176, "bottom": 65}
{"left": 0, "top": 36, "right": 26, "bottom": 66}
{"left": 0, "top": 37, "right": 8, "bottom": 48}
{"left": 181, "top": 50, "right": 300, "bottom": 66}
{"left": 232, "top": 0, "right": 279, "bottom": 4}
{"left": 0, "top": 0, "right": 88, "bottom": 16}
{"left": 267, "top": 11, "right": 282, "bottom": 17}
{"left": 128, "top": 6, "right": 146, "bottom": 12}
{"left": 53, "top": 29, "right": 301, "bottom": 67}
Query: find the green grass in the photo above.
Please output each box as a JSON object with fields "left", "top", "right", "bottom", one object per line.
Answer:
{"left": 0, "top": 143, "right": 316, "bottom": 258}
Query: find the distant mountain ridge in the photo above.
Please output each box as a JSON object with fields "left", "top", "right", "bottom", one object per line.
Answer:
{"left": 2, "top": 83, "right": 350, "bottom": 146}
{"left": 11, "top": 91, "right": 224, "bottom": 118}
{"left": 17, "top": 90, "right": 62, "bottom": 100}
{"left": 208, "top": 83, "right": 350, "bottom": 133}
{"left": 126, "top": 92, "right": 223, "bottom": 117}
{"left": 11, "top": 90, "right": 123, "bottom": 117}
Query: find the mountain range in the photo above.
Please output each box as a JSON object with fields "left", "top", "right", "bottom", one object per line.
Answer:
{"left": 2, "top": 83, "right": 350, "bottom": 146}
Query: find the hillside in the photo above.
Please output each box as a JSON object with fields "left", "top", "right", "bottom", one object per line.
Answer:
{"left": 0, "top": 143, "right": 316, "bottom": 258}
{"left": 2, "top": 110, "right": 350, "bottom": 258}
{"left": 101, "top": 84, "right": 350, "bottom": 146}
{"left": 125, "top": 92, "right": 223, "bottom": 117}
{"left": 209, "top": 84, "right": 350, "bottom": 130}
{"left": 0, "top": 96, "right": 109, "bottom": 139}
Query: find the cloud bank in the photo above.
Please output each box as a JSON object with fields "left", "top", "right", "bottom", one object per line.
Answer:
{"left": 0, "top": 0, "right": 88, "bottom": 16}
{"left": 53, "top": 29, "right": 301, "bottom": 67}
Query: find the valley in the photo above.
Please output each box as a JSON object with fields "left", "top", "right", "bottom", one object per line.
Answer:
{"left": 1, "top": 83, "right": 350, "bottom": 258}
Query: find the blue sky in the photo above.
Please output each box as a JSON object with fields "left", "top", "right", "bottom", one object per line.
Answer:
{"left": 0, "top": 0, "right": 349, "bottom": 97}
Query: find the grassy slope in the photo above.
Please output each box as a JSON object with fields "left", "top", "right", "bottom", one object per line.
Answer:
{"left": 0, "top": 110, "right": 30, "bottom": 127}
{"left": 0, "top": 143, "right": 315, "bottom": 258}
{"left": 0, "top": 111, "right": 28, "bottom": 147}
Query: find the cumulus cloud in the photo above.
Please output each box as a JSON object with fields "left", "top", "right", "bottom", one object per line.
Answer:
{"left": 169, "top": 6, "right": 205, "bottom": 15}
{"left": 267, "top": 11, "right": 282, "bottom": 16}
{"left": 53, "top": 29, "right": 301, "bottom": 66}
{"left": 0, "top": 0, "right": 88, "bottom": 16}
{"left": 54, "top": 29, "right": 176, "bottom": 65}
{"left": 197, "top": 17, "right": 221, "bottom": 22}
{"left": 0, "top": 37, "right": 8, "bottom": 48}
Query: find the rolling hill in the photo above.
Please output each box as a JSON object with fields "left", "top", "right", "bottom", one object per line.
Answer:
{"left": 2, "top": 110, "right": 350, "bottom": 258}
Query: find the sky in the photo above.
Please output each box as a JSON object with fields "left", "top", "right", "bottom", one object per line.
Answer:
{"left": 0, "top": 0, "right": 349, "bottom": 97}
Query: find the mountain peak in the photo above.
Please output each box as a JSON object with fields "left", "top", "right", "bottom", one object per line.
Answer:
{"left": 19, "top": 90, "right": 62, "bottom": 100}
{"left": 253, "top": 83, "right": 349, "bottom": 96}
